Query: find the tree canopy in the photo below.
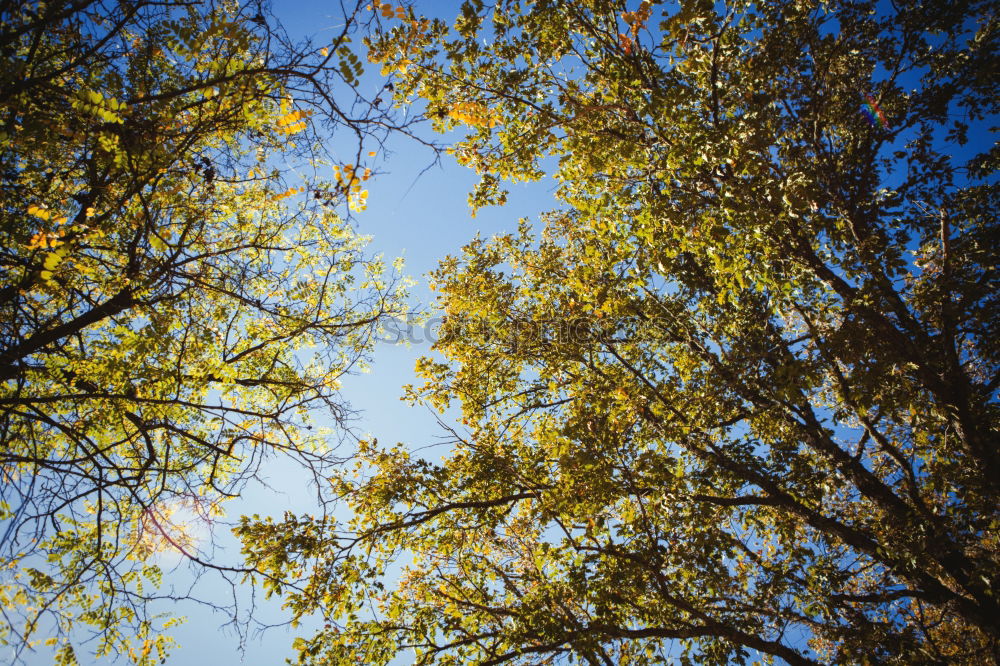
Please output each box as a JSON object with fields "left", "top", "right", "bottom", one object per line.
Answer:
{"left": 239, "top": 0, "right": 999, "bottom": 664}
{"left": 0, "top": 0, "right": 410, "bottom": 662}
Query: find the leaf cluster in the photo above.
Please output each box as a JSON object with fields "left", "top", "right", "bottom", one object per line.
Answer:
{"left": 250, "top": 1, "right": 999, "bottom": 664}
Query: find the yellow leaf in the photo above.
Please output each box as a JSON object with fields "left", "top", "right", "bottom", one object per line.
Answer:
{"left": 320, "top": 47, "right": 329, "bottom": 56}
{"left": 28, "top": 205, "right": 50, "bottom": 220}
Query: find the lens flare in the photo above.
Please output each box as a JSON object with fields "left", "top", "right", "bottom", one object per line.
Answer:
{"left": 861, "top": 93, "right": 890, "bottom": 129}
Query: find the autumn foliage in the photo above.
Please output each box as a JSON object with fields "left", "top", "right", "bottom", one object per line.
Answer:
{"left": 3, "top": 0, "right": 998, "bottom": 664}
{"left": 240, "top": 0, "right": 999, "bottom": 664}
{"left": 0, "top": 0, "right": 406, "bottom": 662}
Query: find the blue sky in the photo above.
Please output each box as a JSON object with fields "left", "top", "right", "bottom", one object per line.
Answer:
{"left": 11, "top": 2, "right": 561, "bottom": 664}
{"left": 102, "top": 3, "right": 560, "bottom": 664}
{"left": 21, "top": 1, "right": 994, "bottom": 663}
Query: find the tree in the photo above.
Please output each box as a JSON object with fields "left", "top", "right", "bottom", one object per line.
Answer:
{"left": 0, "top": 0, "right": 411, "bottom": 662}
{"left": 240, "top": 0, "right": 999, "bottom": 663}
